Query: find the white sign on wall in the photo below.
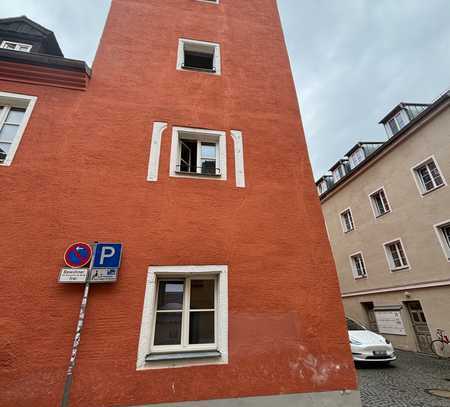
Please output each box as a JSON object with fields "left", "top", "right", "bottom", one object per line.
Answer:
{"left": 59, "top": 268, "right": 89, "bottom": 283}
{"left": 374, "top": 310, "right": 406, "bottom": 335}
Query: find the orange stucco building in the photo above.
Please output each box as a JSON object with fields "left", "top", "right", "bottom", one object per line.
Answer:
{"left": 0, "top": 1, "right": 359, "bottom": 406}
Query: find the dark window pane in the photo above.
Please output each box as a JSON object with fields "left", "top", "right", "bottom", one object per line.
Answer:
{"left": 157, "top": 281, "right": 184, "bottom": 310}
{"left": 190, "top": 280, "right": 215, "bottom": 309}
{"left": 184, "top": 50, "right": 214, "bottom": 70}
{"left": 154, "top": 312, "right": 182, "bottom": 345}
{"left": 189, "top": 311, "right": 215, "bottom": 344}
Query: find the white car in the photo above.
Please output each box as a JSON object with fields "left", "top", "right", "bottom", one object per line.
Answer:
{"left": 347, "top": 317, "right": 396, "bottom": 363}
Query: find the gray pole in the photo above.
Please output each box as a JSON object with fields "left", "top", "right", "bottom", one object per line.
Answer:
{"left": 61, "top": 279, "right": 90, "bottom": 407}
{"left": 61, "top": 243, "right": 96, "bottom": 407}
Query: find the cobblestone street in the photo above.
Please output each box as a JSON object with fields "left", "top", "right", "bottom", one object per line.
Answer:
{"left": 358, "top": 350, "right": 450, "bottom": 407}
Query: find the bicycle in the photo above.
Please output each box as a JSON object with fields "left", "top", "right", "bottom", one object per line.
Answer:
{"left": 430, "top": 329, "right": 450, "bottom": 358}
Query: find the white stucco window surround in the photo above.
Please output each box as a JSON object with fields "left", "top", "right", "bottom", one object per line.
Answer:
{"left": 176, "top": 38, "right": 221, "bottom": 75}
{"left": 169, "top": 126, "right": 227, "bottom": 181}
{"left": 411, "top": 155, "right": 447, "bottom": 196}
{"left": 434, "top": 219, "right": 450, "bottom": 262}
{"left": 0, "top": 91, "right": 37, "bottom": 166}
{"left": 137, "top": 265, "right": 228, "bottom": 370}
{"left": 340, "top": 207, "right": 355, "bottom": 233}
{"left": 349, "top": 251, "right": 367, "bottom": 279}
{"left": 383, "top": 238, "right": 410, "bottom": 272}
{"left": 147, "top": 122, "right": 168, "bottom": 182}
{"left": 368, "top": 186, "right": 391, "bottom": 219}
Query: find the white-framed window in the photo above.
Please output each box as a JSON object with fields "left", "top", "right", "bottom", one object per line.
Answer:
{"left": 350, "top": 252, "right": 367, "bottom": 279}
{"left": 349, "top": 148, "right": 365, "bottom": 169}
{"left": 332, "top": 164, "right": 346, "bottom": 183}
{"left": 137, "top": 265, "right": 228, "bottom": 370}
{"left": 317, "top": 180, "right": 328, "bottom": 195}
{"left": 197, "top": 0, "right": 219, "bottom": 3}
{"left": 340, "top": 208, "right": 354, "bottom": 233}
{"left": 411, "top": 156, "right": 446, "bottom": 195}
{"left": 176, "top": 39, "right": 221, "bottom": 75}
{"left": 0, "top": 91, "right": 37, "bottom": 166}
{"left": 369, "top": 187, "right": 391, "bottom": 218}
{"left": 434, "top": 220, "right": 450, "bottom": 261}
{"left": 383, "top": 239, "right": 410, "bottom": 271}
{"left": 169, "top": 126, "right": 227, "bottom": 181}
{"left": 0, "top": 40, "right": 32, "bottom": 52}
{"left": 387, "top": 111, "right": 408, "bottom": 136}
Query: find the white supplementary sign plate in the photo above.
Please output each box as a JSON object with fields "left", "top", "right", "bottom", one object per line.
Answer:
{"left": 89, "top": 268, "right": 118, "bottom": 283}
{"left": 374, "top": 310, "right": 406, "bottom": 335}
{"left": 59, "top": 268, "right": 89, "bottom": 283}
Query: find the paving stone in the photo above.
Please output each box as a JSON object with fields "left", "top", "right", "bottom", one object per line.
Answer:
{"left": 357, "top": 350, "right": 450, "bottom": 407}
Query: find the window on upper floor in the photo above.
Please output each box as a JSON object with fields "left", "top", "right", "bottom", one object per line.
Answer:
{"left": 412, "top": 156, "right": 446, "bottom": 195}
{"left": 369, "top": 188, "right": 391, "bottom": 218}
{"left": 350, "top": 252, "right": 367, "bottom": 279}
{"left": 317, "top": 180, "right": 328, "bottom": 195}
{"left": 177, "top": 39, "right": 221, "bottom": 75}
{"left": 384, "top": 239, "right": 409, "bottom": 271}
{"left": 332, "top": 165, "right": 346, "bottom": 183}
{"left": 340, "top": 208, "right": 354, "bottom": 233}
{"left": 170, "top": 126, "right": 227, "bottom": 181}
{"left": 349, "top": 148, "right": 365, "bottom": 169}
{"left": 434, "top": 221, "right": 450, "bottom": 261}
{"left": 0, "top": 92, "right": 37, "bottom": 166}
{"left": 387, "top": 111, "right": 407, "bottom": 135}
{"left": 0, "top": 40, "right": 32, "bottom": 52}
{"left": 137, "top": 265, "right": 228, "bottom": 369}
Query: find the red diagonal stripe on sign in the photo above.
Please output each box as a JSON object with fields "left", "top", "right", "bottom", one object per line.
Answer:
{"left": 73, "top": 245, "right": 89, "bottom": 262}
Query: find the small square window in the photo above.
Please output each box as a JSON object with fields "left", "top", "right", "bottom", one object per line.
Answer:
{"left": 412, "top": 157, "right": 446, "bottom": 195}
{"left": 384, "top": 239, "right": 409, "bottom": 271}
{"left": 340, "top": 209, "right": 354, "bottom": 233}
{"left": 369, "top": 188, "right": 391, "bottom": 218}
{"left": 350, "top": 252, "right": 367, "bottom": 279}
{"left": 177, "top": 39, "right": 221, "bottom": 75}
{"left": 0, "top": 41, "right": 32, "bottom": 52}
{"left": 170, "top": 127, "right": 227, "bottom": 181}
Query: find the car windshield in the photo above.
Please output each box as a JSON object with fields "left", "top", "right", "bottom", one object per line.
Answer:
{"left": 346, "top": 318, "right": 365, "bottom": 331}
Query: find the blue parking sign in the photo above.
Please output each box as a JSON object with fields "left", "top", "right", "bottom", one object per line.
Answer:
{"left": 92, "top": 243, "right": 123, "bottom": 269}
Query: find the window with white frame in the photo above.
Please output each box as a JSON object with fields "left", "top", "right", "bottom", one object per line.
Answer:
{"left": 177, "top": 39, "right": 221, "bottom": 75}
{"left": 332, "top": 165, "right": 346, "bottom": 183}
{"left": 170, "top": 126, "right": 227, "bottom": 180}
{"left": 412, "top": 157, "right": 446, "bottom": 194}
{"left": 384, "top": 239, "right": 409, "bottom": 271}
{"left": 350, "top": 252, "right": 367, "bottom": 279}
{"left": 197, "top": 0, "right": 219, "bottom": 3}
{"left": 137, "top": 265, "right": 228, "bottom": 369}
{"left": 370, "top": 188, "right": 391, "bottom": 218}
{"left": 0, "top": 40, "right": 32, "bottom": 52}
{"left": 434, "top": 221, "right": 450, "bottom": 260}
{"left": 340, "top": 209, "right": 354, "bottom": 233}
{"left": 387, "top": 111, "right": 407, "bottom": 135}
{"left": 0, "top": 92, "right": 37, "bottom": 166}
{"left": 317, "top": 180, "right": 328, "bottom": 195}
{"left": 349, "top": 148, "right": 365, "bottom": 169}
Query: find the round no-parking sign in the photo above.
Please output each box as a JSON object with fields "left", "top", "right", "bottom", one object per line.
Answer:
{"left": 64, "top": 242, "right": 92, "bottom": 268}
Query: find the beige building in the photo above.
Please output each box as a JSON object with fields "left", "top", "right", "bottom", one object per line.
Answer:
{"left": 316, "top": 91, "right": 450, "bottom": 353}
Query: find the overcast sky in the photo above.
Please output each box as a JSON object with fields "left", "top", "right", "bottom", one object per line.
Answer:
{"left": 1, "top": 1, "right": 449, "bottom": 179}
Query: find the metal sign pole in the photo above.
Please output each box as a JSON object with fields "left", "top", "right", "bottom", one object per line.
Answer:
{"left": 61, "top": 244, "right": 96, "bottom": 407}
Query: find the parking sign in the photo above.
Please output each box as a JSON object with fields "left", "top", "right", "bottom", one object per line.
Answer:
{"left": 92, "top": 243, "right": 123, "bottom": 269}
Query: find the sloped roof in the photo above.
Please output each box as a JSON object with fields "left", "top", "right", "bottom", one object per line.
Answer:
{"left": 0, "top": 16, "right": 63, "bottom": 56}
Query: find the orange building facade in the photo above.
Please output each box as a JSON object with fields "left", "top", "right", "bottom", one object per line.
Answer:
{"left": 0, "top": 1, "right": 360, "bottom": 406}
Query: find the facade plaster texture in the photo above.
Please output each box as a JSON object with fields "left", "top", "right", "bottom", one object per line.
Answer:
{"left": 321, "top": 102, "right": 450, "bottom": 352}
{"left": 0, "top": 1, "right": 357, "bottom": 406}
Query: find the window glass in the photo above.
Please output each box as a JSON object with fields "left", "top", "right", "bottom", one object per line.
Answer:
{"left": 190, "top": 280, "right": 215, "bottom": 309}
{"left": 0, "top": 124, "right": 19, "bottom": 143}
{"left": 154, "top": 313, "right": 182, "bottom": 345}
{"left": 6, "top": 108, "right": 25, "bottom": 124}
{"left": 347, "top": 318, "right": 365, "bottom": 330}
{"left": 443, "top": 226, "right": 450, "bottom": 248}
{"left": 157, "top": 281, "right": 184, "bottom": 310}
{"left": 189, "top": 311, "right": 215, "bottom": 344}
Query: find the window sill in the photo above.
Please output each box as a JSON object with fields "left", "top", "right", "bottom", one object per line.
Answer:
{"left": 344, "top": 229, "right": 354, "bottom": 234}
{"left": 354, "top": 275, "right": 367, "bottom": 280}
{"left": 181, "top": 65, "right": 217, "bottom": 74}
{"left": 175, "top": 171, "right": 221, "bottom": 178}
{"left": 390, "top": 266, "right": 410, "bottom": 272}
{"left": 421, "top": 183, "right": 446, "bottom": 196}
{"left": 146, "top": 350, "right": 221, "bottom": 362}
{"left": 375, "top": 211, "right": 391, "bottom": 219}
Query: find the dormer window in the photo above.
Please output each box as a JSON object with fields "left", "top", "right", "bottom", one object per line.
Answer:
{"left": 0, "top": 41, "right": 32, "bottom": 53}
{"left": 332, "top": 165, "right": 346, "bottom": 183}
{"left": 317, "top": 180, "right": 328, "bottom": 195}
{"left": 349, "top": 148, "right": 365, "bottom": 169}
